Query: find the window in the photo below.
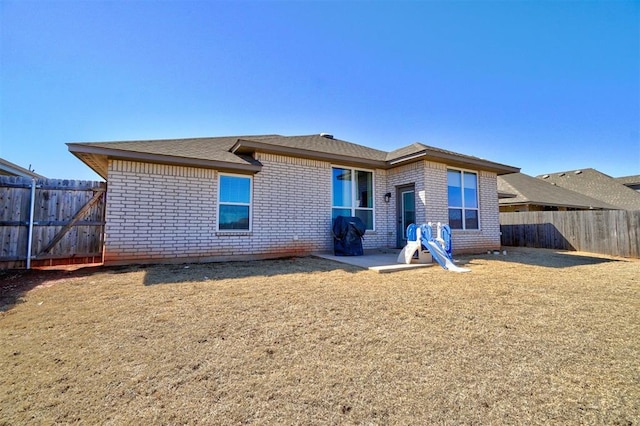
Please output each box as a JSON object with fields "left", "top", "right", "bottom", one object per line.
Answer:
{"left": 332, "top": 167, "right": 374, "bottom": 230}
{"left": 447, "top": 169, "right": 478, "bottom": 230}
{"left": 218, "top": 174, "right": 252, "bottom": 231}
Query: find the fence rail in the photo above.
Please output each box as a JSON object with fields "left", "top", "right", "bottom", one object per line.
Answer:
{"left": 0, "top": 176, "right": 106, "bottom": 269}
{"left": 500, "top": 210, "right": 640, "bottom": 258}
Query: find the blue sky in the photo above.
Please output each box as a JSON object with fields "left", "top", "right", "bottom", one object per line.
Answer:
{"left": 1, "top": 0, "right": 638, "bottom": 181}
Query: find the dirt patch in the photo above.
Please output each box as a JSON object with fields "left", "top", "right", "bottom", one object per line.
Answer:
{"left": 0, "top": 248, "right": 638, "bottom": 424}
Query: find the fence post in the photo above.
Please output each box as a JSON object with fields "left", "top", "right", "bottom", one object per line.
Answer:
{"left": 26, "top": 178, "right": 37, "bottom": 269}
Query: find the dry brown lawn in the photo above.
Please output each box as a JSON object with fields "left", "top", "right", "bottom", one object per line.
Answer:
{"left": 0, "top": 247, "right": 638, "bottom": 425}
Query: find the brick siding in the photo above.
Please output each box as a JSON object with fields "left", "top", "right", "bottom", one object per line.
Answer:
{"left": 451, "top": 170, "right": 502, "bottom": 253}
{"left": 104, "top": 155, "right": 502, "bottom": 264}
{"left": 383, "top": 161, "right": 501, "bottom": 253}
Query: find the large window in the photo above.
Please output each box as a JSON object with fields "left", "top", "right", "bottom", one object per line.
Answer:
{"left": 218, "top": 174, "right": 252, "bottom": 231}
{"left": 332, "top": 167, "right": 374, "bottom": 230}
{"left": 447, "top": 169, "right": 479, "bottom": 230}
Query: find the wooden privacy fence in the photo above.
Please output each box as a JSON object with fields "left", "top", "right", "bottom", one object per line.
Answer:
{"left": 500, "top": 210, "right": 640, "bottom": 258}
{"left": 0, "top": 176, "right": 106, "bottom": 269}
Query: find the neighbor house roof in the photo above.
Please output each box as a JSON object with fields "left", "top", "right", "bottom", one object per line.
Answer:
{"left": 498, "top": 172, "right": 616, "bottom": 210}
{"left": 616, "top": 175, "right": 640, "bottom": 189}
{"left": 0, "top": 157, "right": 45, "bottom": 179}
{"left": 68, "top": 134, "right": 519, "bottom": 179}
{"left": 538, "top": 168, "right": 640, "bottom": 210}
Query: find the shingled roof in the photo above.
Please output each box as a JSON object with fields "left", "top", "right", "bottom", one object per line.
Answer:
{"left": 0, "top": 157, "right": 45, "bottom": 179}
{"left": 68, "top": 134, "right": 519, "bottom": 179}
{"left": 616, "top": 175, "right": 640, "bottom": 190}
{"left": 538, "top": 168, "right": 640, "bottom": 210}
{"left": 498, "top": 172, "right": 616, "bottom": 210}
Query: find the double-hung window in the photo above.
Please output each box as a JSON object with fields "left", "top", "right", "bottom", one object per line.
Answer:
{"left": 332, "top": 167, "right": 374, "bottom": 230}
{"left": 218, "top": 174, "right": 252, "bottom": 231}
{"left": 447, "top": 169, "right": 479, "bottom": 230}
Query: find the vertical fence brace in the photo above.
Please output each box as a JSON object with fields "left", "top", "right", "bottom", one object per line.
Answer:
{"left": 26, "top": 179, "right": 37, "bottom": 269}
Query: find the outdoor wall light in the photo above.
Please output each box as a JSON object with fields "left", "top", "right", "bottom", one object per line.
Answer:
{"left": 384, "top": 192, "right": 392, "bottom": 203}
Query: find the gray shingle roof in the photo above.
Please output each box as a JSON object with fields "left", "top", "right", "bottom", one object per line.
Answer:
{"left": 498, "top": 172, "right": 617, "bottom": 209}
{"left": 70, "top": 136, "right": 267, "bottom": 165}
{"left": 244, "top": 134, "right": 389, "bottom": 161}
{"left": 616, "top": 175, "right": 640, "bottom": 186}
{"left": 0, "top": 157, "right": 45, "bottom": 178}
{"left": 385, "top": 142, "right": 516, "bottom": 173}
{"left": 385, "top": 143, "right": 427, "bottom": 160}
{"left": 68, "top": 134, "right": 519, "bottom": 179}
{"left": 538, "top": 168, "right": 640, "bottom": 210}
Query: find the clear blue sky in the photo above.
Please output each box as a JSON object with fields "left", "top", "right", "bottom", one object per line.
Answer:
{"left": 1, "top": 0, "right": 638, "bottom": 181}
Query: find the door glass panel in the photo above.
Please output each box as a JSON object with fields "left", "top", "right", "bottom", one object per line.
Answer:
{"left": 402, "top": 191, "right": 415, "bottom": 238}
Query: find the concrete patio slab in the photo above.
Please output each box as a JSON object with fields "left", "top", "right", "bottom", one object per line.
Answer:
{"left": 314, "top": 249, "right": 435, "bottom": 273}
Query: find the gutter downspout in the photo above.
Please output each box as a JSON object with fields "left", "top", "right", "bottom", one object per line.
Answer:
{"left": 26, "top": 178, "right": 36, "bottom": 269}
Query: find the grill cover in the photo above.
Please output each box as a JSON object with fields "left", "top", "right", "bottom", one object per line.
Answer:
{"left": 332, "top": 216, "right": 365, "bottom": 256}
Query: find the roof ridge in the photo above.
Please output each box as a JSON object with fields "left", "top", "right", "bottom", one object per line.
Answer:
{"left": 70, "top": 134, "right": 281, "bottom": 145}
{"left": 69, "top": 133, "right": 520, "bottom": 178}
{"left": 499, "top": 172, "right": 618, "bottom": 209}
{"left": 536, "top": 168, "right": 640, "bottom": 210}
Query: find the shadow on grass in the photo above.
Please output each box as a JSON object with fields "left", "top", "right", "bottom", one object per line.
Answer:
{"left": 0, "top": 257, "right": 361, "bottom": 311}
{"left": 474, "top": 247, "right": 622, "bottom": 269}
{"left": 142, "top": 256, "right": 362, "bottom": 286}
{"left": 0, "top": 266, "right": 105, "bottom": 313}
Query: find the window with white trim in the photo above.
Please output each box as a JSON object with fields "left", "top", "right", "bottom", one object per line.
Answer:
{"left": 447, "top": 169, "right": 479, "bottom": 230}
{"left": 218, "top": 174, "right": 252, "bottom": 231}
{"left": 331, "top": 167, "right": 374, "bottom": 230}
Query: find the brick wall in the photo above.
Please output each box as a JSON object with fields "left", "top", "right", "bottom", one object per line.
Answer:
{"left": 253, "top": 154, "right": 392, "bottom": 252}
{"left": 422, "top": 161, "right": 449, "bottom": 225}
{"left": 362, "top": 169, "right": 391, "bottom": 249}
{"left": 104, "top": 155, "right": 502, "bottom": 264}
{"left": 105, "top": 161, "right": 219, "bottom": 264}
{"left": 451, "top": 170, "right": 502, "bottom": 253}
{"left": 385, "top": 161, "right": 501, "bottom": 254}
{"left": 252, "top": 153, "right": 333, "bottom": 255}
{"left": 385, "top": 161, "right": 426, "bottom": 246}
{"left": 105, "top": 157, "right": 338, "bottom": 264}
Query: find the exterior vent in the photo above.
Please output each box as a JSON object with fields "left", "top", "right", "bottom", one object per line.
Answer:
{"left": 559, "top": 173, "right": 566, "bottom": 177}
{"left": 574, "top": 170, "right": 582, "bottom": 174}
{"left": 542, "top": 174, "right": 549, "bottom": 179}
{"left": 320, "top": 133, "right": 334, "bottom": 139}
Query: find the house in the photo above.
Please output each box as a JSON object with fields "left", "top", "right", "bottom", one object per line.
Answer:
{"left": 0, "top": 157, "right": 45, "bottom": 179}
{"left": 68, "top": 134, "right": 519, "bottom": 265}
{"left": 498, "top": 172, "right": 616, "bottom": 212}
{"left": 616, "top": 175, "right": 640, "bottom": 193}
{"left": 538, "top": 169, "right": 640, "bottom": 210}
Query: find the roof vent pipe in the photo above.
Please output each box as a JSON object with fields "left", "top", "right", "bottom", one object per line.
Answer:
{"left": 320, "top": 133, "right": 334, "bottom": 139}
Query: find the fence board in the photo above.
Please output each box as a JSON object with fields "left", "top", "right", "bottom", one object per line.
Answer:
{"left": 0, "top": 176, "right": 106, "bottom": 269}
{"left": 500, "top": 210, "right": 640, "bottom": 258}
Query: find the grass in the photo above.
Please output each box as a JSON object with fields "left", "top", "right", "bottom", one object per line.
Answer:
{"left": 1, "top": 248, "right": 638, "bottom": 425}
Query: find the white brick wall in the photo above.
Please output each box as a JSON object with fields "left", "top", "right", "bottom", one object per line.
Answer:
{"left": 105, "top": 161, "right": 219, "bottom": 263}
{"left": 451, "top": 170, "right": 501, "bottom": 253}
{"left": 252, "top": 153, "right": 333, "bottom": 255}
{"left": 104, "top": 155, "right": 502, "bottom": 264}
{"left": 382, "top": 160, "right": 501, "bottom": 253}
